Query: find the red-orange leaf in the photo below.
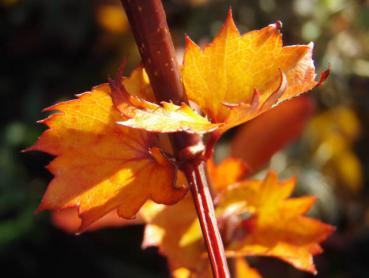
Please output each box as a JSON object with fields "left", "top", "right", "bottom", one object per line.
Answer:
{"left": 183, "top": 10, "right": 322, "bottom": 136}
{"left": 52, "top": 208, "right": 143, "bottom": 234}
{"left": 218, "top": 172, "right": 334, "bottom": 274}
{"left": 231, "top": 95, "right": 315, "bottom": 173}
{"left": 28, "top": 84, "right": 186, "bottom": 231}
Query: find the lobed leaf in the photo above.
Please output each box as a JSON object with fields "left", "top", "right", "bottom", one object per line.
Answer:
{"left": 142, "top": 195, "right": 211, "bottom": 277}
{"left": 234, "top": 258, "right": 262, "bottom": 278}
{"left": 28, "top": 84, "right": 186, "bottom": 231}
{"left": 218, "top": 172, "right": 335, "bottom": 274}
{"left": 110, "top": 66, "right": 220, "bottom": 134}
{"left": 51, "top": 208, "right": 143, "bottom": 234}
{"left": 207, "top": 158, "right": 249, "bottom": 192}
{"left": 183, "top": 10, "right": 322, "bottom": 136}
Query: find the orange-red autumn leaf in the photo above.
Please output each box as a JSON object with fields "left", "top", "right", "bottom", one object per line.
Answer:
{"left": 28, "top": 83, "right": 186, "bottom": 231}
{"left": 231, "top": 95, "right": 315, "bottom": 173}
{"left": 182, "top": 10, "right": 323, "bottom": 136}
{"left": 218, "top": 172, "right": 334, "bottom": 274}
{"left": 110, "top": 66, "right": 220, "bottom": 134}
{"left": 52, "top": 208, "right": 143, "bottom": 234}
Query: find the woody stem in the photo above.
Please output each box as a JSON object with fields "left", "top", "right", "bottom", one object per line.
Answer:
{"left": 120, "top": 1, "right": 230, "bottom": 277}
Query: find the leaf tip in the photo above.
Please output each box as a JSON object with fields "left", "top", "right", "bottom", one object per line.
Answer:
{"left": 184, "top": 34, "right": 198, "bottom": 51}
{"left": 223, "top": 6, "right": 238, "bottom": 34}
{"left": 316, "top": 67, "right": 330, "bottom": 87}
{"left": 226, "top": 6, "right": 233, "bottom": 21}
{"left": 35, "top": 201, "right": 48, "bottom": 214}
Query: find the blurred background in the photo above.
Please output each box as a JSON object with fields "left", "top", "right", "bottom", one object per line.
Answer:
{"left": 1, "top": 0, "right": 369, "bottom": 277}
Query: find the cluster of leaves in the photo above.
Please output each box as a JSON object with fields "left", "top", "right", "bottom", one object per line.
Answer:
{"left": 29, "top": 11, "right": 334, "bottom": 277}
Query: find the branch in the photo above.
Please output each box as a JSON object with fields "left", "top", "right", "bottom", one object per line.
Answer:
{"left": 120, "top": 1, "right": 230, "bottom": 277}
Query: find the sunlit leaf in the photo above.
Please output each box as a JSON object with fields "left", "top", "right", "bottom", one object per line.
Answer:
{"left": 142, "top": 195, "right": 211, "bottom": 277}
{"left": 28, "top": 84, "right": 186, "bottom": 231}
{"left": 183, "top": 10, "right": 323, "bottom": 136}
{"left": 234, "top": 258, "right": 262, "bottom": 278}
{"left": 104, "top": 11, "right": 324, "bottom": 138}
{"left": 51, "top": 208, "right": 143, "bottom": 234}
{"left": 110, "top": 66, "right": 220, "bottom": 134}
{"left": 207, "top": 158, "right": 249, "bottom": 192}
{"left": 218, "top": 172, "right": 334, "bottom": 274}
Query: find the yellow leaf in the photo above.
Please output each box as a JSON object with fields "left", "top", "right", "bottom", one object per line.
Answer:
{"left": 28, "top": 84, "right": 186, "bottom": 231}
{"left": 183, "top": 10, "right": 320, "bottom": 135}
{"left": 142, "top": 195, "right": 212, "bottom": 278}
{"left": 234, "top": 258, "right": 262, "bottom": 278}
{"left": 96, "top": 4, "right": 128, "bottom": 34}
{"left": 218, "top": 172, "right": 334, "bottom": 274}
{"left": 117, "top": 100, "right": 220, "bottom": 134}
{"left": 110, "top": 66, "right": 220, "bottom": 134}
{"left": 307, "top": 106, "right": 363, "bottom": 192}
{"left": 331, "top": 150, "right": 363, "bottom": 192}
{"left": 141, "top": 163, "right": 334, "bottom": 277}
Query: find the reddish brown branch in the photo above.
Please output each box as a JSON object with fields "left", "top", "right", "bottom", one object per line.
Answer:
{"left": 120, "top": 1, "right": 230, "bottom": 277}
{"left": 121, "top": 0, "right": 197, "bottom": 153}
{"left": 183, "top": 162, "right": 230, "bottom": 278}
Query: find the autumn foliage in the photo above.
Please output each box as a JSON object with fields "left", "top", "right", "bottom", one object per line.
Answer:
{"left": 29, "top": 9, "right": 333, "bottom": 278}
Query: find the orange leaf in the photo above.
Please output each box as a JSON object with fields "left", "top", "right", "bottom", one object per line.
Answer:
{"left": 117, "top": 100, "right": 220, "bottom": 134}
{"left": 140, "top": 162, "right": 333, "bottom": 277}
{"left": 183, "top": 10, "right": 322, "bottom": 136}
{"left": 51, "top": 208, "right": 143, "bottom": 234}
{"left": 234, "top": 258, "right": 262, "bottom": 278}
{"left": 28, "top": 84, "right": 186, "bottom": 231}
{"left": 231, "top": 95, "right": 315, "bottom": 173}
{"left": 218, "top": 172, "right": 334, "bottom": 274}
{"left": 105, "top": 11, "right": 324, "bottom": 138}
{"left": 142, "top": 195, "right": 212, "bottom": 277}
{"left": 110, "top": 66, "right": 220, "bottom": 134}
{"left": 207, "top": 158, "right": 249, "bottom": 192}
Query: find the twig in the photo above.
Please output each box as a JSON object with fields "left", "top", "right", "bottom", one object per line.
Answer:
{"left": 120, "top": 1, "right": 230, "bottom": 277}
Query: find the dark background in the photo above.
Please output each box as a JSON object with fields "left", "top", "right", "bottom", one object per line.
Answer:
{"left": 1, "top": 0, "right": 369, "bottom": 277}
